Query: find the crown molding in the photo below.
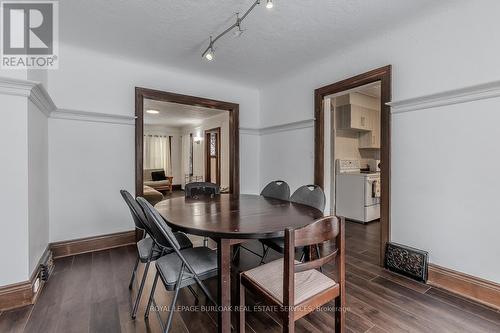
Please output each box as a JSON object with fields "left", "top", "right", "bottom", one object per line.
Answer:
{"left": 0, "top": 76, "right": 56, "bottom": 117}
{"left": 388, "top": 80, "right": 500, "bottom": 114}
{"left": 240, "top": 119, "right": 314, "bottom": 136}
{"left": 51, "top": 109, "right": 136, "bottom": 125}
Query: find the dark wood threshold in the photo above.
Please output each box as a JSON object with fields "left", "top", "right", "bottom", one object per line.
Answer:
{"left": 0, "top": 247, "right": 53, "bottom": 311}
{"left": 428, "top": 263, "right": 500, "bottom": 311}
{"left": 50, "top": 230, "right": 136, "bottom": 259}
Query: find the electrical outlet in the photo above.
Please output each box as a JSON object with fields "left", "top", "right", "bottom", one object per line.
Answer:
{"left": 33, "top": 277, "right": 40, "bottom": 293}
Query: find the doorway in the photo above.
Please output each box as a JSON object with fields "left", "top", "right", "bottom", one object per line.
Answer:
{"left": 314, "top": 65, "right": 391, "bottom": 266}
{"left": 135, "top": 87, "right": 240, "bottom": 197}
{"left": 205, "top": 127, "right": 221, "bottom": 184}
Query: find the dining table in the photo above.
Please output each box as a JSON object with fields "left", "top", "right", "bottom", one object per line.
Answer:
{"left": 155, "top": 194, "right": 323, "bottom": 333}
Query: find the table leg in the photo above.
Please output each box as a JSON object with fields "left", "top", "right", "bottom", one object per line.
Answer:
{"left": 217, "top": 238, "right": 231, "bottom": 333}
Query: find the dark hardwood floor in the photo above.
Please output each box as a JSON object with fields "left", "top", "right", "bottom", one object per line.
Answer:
{"left": 1, "top": 220, "right": 499, "bottom": 333}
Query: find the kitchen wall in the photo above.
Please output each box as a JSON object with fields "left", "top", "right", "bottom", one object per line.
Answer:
{"left": 259, "top": 0, "right": 500, "bottom": 283}
{"left": 47, "top": 43, "right": 260, "bottom": 243}
{"left": 144, "top": 125, "right": 183, "bottom": 186}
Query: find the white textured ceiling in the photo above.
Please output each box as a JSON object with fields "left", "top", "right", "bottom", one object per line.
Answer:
{"left": 60, "top": 0, "right": 449, "bottom": 86}
{"left": 144, "top": 99, "right": 226, "bottom": 127}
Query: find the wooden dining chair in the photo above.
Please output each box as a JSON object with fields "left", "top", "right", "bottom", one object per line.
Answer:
{"left": 239, "top": 216, "right": 345, "bottom": 333}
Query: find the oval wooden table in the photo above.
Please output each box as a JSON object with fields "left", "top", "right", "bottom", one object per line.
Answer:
{"left": 155, "top": 194, "right": 324, "bottom": 333}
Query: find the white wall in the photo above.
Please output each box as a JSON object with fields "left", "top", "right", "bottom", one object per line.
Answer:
{"left": 47, "top": 43, "right": 260, "bottom": 242}
{"left": 0, "top": 76, "right": 49, "bottom": 286}
{"left": 0, "top": 94, "right": 29, "bottom": 286}
{"left": 259, "top": 0, "right": 500, "bottom": 282}
{"left": 28, "top": 101, "right": 49, "bottom": 275}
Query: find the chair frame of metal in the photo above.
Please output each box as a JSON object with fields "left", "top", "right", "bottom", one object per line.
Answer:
{"left": 260, "top": 185, "right": 326, "bottom": 267}
{"left": 239, "top": 216, "right": 346, "bottom": 333}
{"left": 137, "top": 197, "right": 217, "bottom": 333}
{"left": 184, "top": 181, "right": 221, "bottom": 247}
{"left": 121, "top": 190, "right": 193, "bottom": 319}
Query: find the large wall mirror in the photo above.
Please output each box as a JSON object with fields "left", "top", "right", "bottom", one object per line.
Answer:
{"left": 135, "top": 88, "right": 239, "bottom": 202}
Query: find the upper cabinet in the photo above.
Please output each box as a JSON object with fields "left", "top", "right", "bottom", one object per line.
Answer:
{"left": 334, "top": 92, "right": 381, "bottom": 149}
{"left": 359, "top": 112, "right": 380, "bottom": 148}
{"left": 336, "top": 104, "right": 373, "bottom": 131}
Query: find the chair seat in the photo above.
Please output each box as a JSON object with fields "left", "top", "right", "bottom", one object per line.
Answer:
{"left": 155, "top": 247, "right": 218, "bottom": 290}
{"left": 137, "top": 233, "right": 192, "bottom": 262}
{"left": 242, "top": 258, "right": 337, "bottom": 305}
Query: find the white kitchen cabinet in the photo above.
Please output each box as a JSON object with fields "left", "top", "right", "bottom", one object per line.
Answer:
{"left": 359, "top": 110, "right": 380, "bottom": 149}
{"left": 336, "top": 104, "right": 373, "bottom": 131}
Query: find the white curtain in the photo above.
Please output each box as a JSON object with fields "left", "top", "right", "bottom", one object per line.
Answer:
{"left": 143, "top": 135, "right": 172, "bottom": 175}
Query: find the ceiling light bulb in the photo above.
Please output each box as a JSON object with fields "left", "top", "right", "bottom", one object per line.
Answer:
{"left": 205, "top": 50, "right": 214, "bottom": 61}
{"left": 234, "top": 27, "right": 243, "bottom": 37}
{"left": 266, "top": 0, "right": 273, "bottom": 9}
{"left": 146, "top": 110, "right": 159, "bottom": 114}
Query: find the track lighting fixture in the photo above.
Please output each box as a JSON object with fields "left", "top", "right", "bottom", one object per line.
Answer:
{"left": 204, "top": 36, "right": 215, "bottom": 61}
{"left": 201, "top": 0, "right": 275, "bottom": 61}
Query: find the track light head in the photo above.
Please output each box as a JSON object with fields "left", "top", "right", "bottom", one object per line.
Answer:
{"left": 204, "top": 48, "right": 214, "bottom": 61}
{"left": 266, "top": 0, "right": 273, "bottom": 9}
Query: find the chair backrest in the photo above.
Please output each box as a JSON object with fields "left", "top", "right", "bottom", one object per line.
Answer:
{"left": 120, "top": 190, "right": 148, "bottom": 232}
{"left": 136, "top": 197, "right": 181, "bottom": 250}
{"left": 185, "top": 182, "right": 220, "bottom": 198}
{"left": 283, "top": 216, "right": 344, "bottom": 306}
{"left": 290, "top": 185, "right": 326, "bottom": 212}
{"left": 260, "top": 180, "right": 290, "bottom": 201}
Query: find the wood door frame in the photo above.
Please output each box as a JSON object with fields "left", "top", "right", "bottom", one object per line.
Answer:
{"left": 135, "top": 87, "right": 240, "bottom": 196}
{"left": 314, "top": 65, "right": 392, "bottom": 266}
{"left": 205, "top": 127, "right": 221, "bottom": 185}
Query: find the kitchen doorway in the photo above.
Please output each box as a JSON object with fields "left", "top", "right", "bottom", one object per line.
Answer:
{"left": 314, "top": 66, "right": 391, "bottom": 266}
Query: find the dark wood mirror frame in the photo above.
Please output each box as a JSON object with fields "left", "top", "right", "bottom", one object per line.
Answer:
{"left": 135, "top": 87, "right": 240, "bottom": 197}
{"left": 314, "top": 65, "right": 391, "bottom": 266}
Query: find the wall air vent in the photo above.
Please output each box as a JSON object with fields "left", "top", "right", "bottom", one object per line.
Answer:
{"left": 385, "top": 242, "right": 428, "bottom": 282}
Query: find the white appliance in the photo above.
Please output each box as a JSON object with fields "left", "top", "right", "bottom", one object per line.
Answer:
{"left": 335, "top": 159, "right": 380, "bottom": 223}
{"left": 368, "top": 159, "right": 381, "bottom": 172}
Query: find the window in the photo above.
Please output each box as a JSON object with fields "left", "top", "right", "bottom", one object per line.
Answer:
{"left": 210, "top": 132, "right": 217, "bottom": 157}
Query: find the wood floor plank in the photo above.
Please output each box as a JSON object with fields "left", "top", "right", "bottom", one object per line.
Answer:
{"left": 0, "top": 306, "right": 32, "bottom": 333}
{"left": 2, "top": 220, "right": 497, "bottom": 333}
{"left": 372, "top": 276, "right": 500, "bottom": 333}
{"left": 424, "top": 287, "right": 500, "bottom": 325}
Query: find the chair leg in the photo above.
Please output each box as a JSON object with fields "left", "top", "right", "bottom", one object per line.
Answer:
{"left": 187, "top": 285, "right": 199, "bottom": 304}
{"left": 239, "top": 281, "right": 246, "bottom": 333}
{"left": 129, "top": 256, "right": 139, "bottom": 290}
{"left": 144, "top": 270, "right": 160, "bottom": 319}
{"left": 232, "top": 245, "right": 240, "bottom": 262}
{"left": 282, "top": 310, "right": 295, "bottom": 333}
{"left": 165, "top": 266, "right": 185, "bottom": 333}
{"left": 193, "top": 275, "right": 217, "bottom": 306}
{"left": 164, "top": 284, "right": 181, "bottom": 333}
{"left": 315, "top": 244, "right": 323, "bottom": 273}
{"left": 259, "top": 245, "right": 269, "bottom": 265}
{"left": 299, "top": 249, "right": 306, "bottom": 262}
{"left": 131, "top": 260, "right": 150, "bottom": 319}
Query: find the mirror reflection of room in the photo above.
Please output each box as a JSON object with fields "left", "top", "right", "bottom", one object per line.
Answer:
{"left": 143, "top": 98, "right": 230, "bottom": 204}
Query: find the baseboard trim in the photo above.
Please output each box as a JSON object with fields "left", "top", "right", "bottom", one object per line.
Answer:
{"left": 50, "top": 230, "right": 136, "bottom": 259}
{"left": 428, "top": 264, "right": 500, "bottom": 310}
{"left": 0, "top": 247, "right": 53, "bottom": 311}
